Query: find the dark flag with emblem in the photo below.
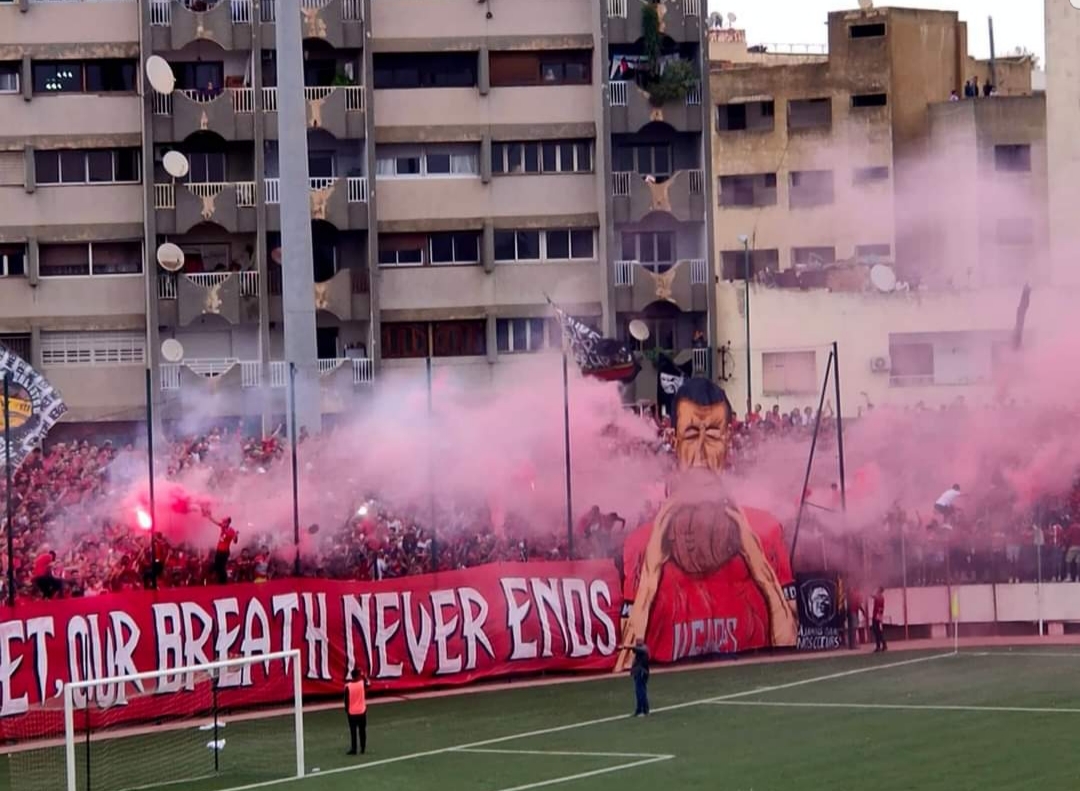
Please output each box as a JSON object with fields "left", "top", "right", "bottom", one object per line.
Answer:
{"left": 0, "top": 347, "right": 68, "bottom": 470}
{"left": 547, "top": 298, "right": 639, "bottom": 383}
{"left": 655, "top": 353, "right": 693, "bottom": 418}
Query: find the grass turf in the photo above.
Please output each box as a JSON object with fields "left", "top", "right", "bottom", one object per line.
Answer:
{"left": 6, "top": 647, "right": 1080, "bottom": 791}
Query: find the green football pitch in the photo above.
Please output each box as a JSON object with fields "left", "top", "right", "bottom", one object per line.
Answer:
{"left": 6, "top": 647, "right": 1080, "bottom": 791}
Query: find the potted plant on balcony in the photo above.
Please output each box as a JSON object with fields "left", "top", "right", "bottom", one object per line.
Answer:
{"left": 640, "top": 4, "right": 697, "bottom": 107}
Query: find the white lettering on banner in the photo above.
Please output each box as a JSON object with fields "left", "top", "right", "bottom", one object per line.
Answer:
{"left": 458, "top": 587, "right": 494, "bottom": 670}
{"left": 589, "top": 581, "right": 618, "bottom": 655}
{"left": 672, "top": 618, "right": 739, "bottom": 660}
{"left": 240, "top": 599, "right": 272, "bottom": 685}
{"left": 106, "top": 610, "right": 142, "bottom": 705}
{"left": 501, "top": 578, "right": 538, "bottom": 661}
{"left": 26, "top": 616, "right": 55, "bottom": 707}
{"left": 374, "top": 592, "right": 404, "bottom": 679}
{"left": 152, "top": 603, "right": 183, "bottom": 692}
{"left": 401, "top": 591, "right": 433, "bottom": 676}
{"left": 0, "top": 620, "right": 28, "bottom": 717}
{"left": 271, "top": 593, "right": 300, "bottom": 675}
{"left": 342, "top": 592, "right": 374, "bottom": 679}
{"left": 562, "top": 579, "right": 594, "bottom": 658}
{"left": 181, "top": 602, "right": 214, "bottom": 686}
{"left": 214, "top": 598, "right": 242, "bottom": 687}
{"left": 530, "top": 578, "right": 568, "bottom": 658}
{"left": 301, "top": 593, "right": 331, "bottom": 681}
{"left": 431, "top": 590, "right": 462, "bottom": 675}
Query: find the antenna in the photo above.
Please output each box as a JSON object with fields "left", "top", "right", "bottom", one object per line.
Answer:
{"left": 727, "top": 12, "right": 737, "bottom": 26}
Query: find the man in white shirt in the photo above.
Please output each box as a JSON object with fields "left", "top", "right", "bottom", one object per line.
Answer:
{"left": 934, "top": 485, "right": 962, "bottom": 524}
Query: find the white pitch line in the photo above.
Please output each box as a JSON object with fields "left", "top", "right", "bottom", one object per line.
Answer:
{"left": 453, "top": 748, "right": 672, "bottom": 759}
{"left": 708, "top": 700, "right": 1080, "bottom": 715}
{"left": 969, "top": 651, "right": 1080, "bottom": 658}
{"left": 486, "top": 755, "right": 674, "bottom": 791}
{"left": 217, "top": 652, "right": 952, "bottom": 791}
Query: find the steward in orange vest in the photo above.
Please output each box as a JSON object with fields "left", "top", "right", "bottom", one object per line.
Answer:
{"left": 345, "top": 669, "right": 369, "bottom": 756}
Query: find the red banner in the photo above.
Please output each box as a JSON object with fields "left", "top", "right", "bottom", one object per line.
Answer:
{"left": 0, "top": 561, "right": 621, "bottom": 740}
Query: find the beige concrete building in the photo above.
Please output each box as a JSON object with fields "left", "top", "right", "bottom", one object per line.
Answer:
{"left": 709, "top": 7, "right": 1051, "bottom": 416}
{"left": 1045, "top": 0, "right": 1080, "bottom": 287}
{"left": 0, "top": 0, "right": 716, "bottom": 430}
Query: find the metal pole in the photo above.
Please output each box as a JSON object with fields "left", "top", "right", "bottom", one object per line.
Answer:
{"left": 742, "top": 239, "right": 752, "bottom": 416}
{"left": 987, "top": 16, "right": 997, "bottom": 91}
{"left": 289, "top": 363, "right": 301, "bottom": 576}
{"left": 788, "top": 350, "right": 834, "bottom": 566}
{"left": 901, "top": 519, "right": 909, "bottom": 640}
{"left": 832, "top": 341, "right": 847, "bottom": 513}
{"left": 1036, "top": 531, "right": 1044, "bottom": 636}
{"left": 562, "top": 349, "right": 574, "bottom": 559}
{"left": 144, "top": 369, "right": 157, "bottom": 591}
{"left": 3, "top": 376, "right": 13, "bottom": 607}
{"left": 427, "top": 356, "right": 436, "bottom": 573}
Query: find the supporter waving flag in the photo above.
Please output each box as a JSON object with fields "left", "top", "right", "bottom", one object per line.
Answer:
{"left": 0, "top": 347, "right": 67, "bottom": 471}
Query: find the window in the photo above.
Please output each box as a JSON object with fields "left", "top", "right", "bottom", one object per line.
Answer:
{"left": 854, "top": 243, "right": 891, "bottom": 262}
{"left": 381, "top": 322, "right": 429, "bottom": 359}
{"left": 187, "top": 152, "right": 227, "bottom": 183}
{"left": 373, "top": 53, "right": 478, "bottom": 89}
{"left": 994, "top": 144, "right": 1032, "bottom": 173}
{"left": 0, "top": 245, "right": 26, "bottom": 277}
{"left": 497, "top": 318, "right": 553, "bottom": 353}
{"left": 432, "top": 320, "right": 487, "bottom": 357}
{"left": 495, "top": 229, "right": 593, "bottom": 262}
{"left": 34, "top": 149, "right": 141, "bottom": 185}
{"left": 888, "top": 339, "right": 934, "bottom": 386}
{"left": 32, "top": 60, "right": 137, "bottom": 94}
{"left": 39, "top": 241, "right": 142, "bottom": 277}
{"left": 787, "top": 98, "right": 832, "bottom": 131}
{"left": 853, "top": 165, "right": 890, "bottom": 185}
{"left": 491, "top": 140, "right": 592, "bottom": 175}
{"left": 622, "top": 231, "right": 674, "bottom": 268}
{"left": 173, "top": 61, "right": 225, "bottom": 92}
{"left": 613, "top": 144, "right": 672, "bottom": 177}
{"left": 995, "top": 218, "right": 1034, "bottom": 246}
{"left": 375, "top": 144, "right": 479, "bottom": 178}
{"left": 0, "top": 62, "right": 18, "bottom": 94}
{"left": 791, "top": 246, "right": 835, "bottom": 269}
{"left": 850, "top": 22, "right": 886, "bottom": 38}
{"left": 789, "top": 170, "right": 835, "bottom": 208}
{"left": 489, "top": 50, "right": 591, "bottom": 87}
{"left": 716, "top": 100, "right": 774, "bottom": 132}
{"left": 547, "top": 229, "right": 594, "bottom": 260}
{"left": 429, "top": 232, "right": 480, "bottom": 265}
{"left": 494, "top": 230, "right": 541, "bottom": 262}
{"left": 41, "top": 331, "right": 146, "bottom": 366}
{"left": 851, "top": 92, "right": 888, "bottom": 108}
{"left": 377, "top": 234, "right": 426, "bottom": 267}
{"left": 308, "top": 152, "right": 335, "bottom": 179}
{"left": 0, "top": 334, "right": 32, "bottom": 361}
{"left": 718, "top": 173, "right": 777, "bottom": 207}
{"left": 720, "top": 248, "right": 780, "bottom": 280}
{"left": 762, "top": 351, "right": 817, "bottom": 396}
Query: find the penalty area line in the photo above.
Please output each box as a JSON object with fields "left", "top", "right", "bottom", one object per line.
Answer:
{"left": 453, "top": 748, "right": 673, "bottom": 759}
{"left": 708, "top": 700, "right": 1080, "bottom": 715}
{"left": 482, "top": 755, "right": 674, "bottom": 791}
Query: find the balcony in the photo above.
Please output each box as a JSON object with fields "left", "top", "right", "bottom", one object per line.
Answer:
{"left": 259, "top": 0, "right": 365, "bottom": 49}
{"left": 608, "top": 80, "right": 704, "bottom": 134}
{"left": 154, "top": 181, "right": 257, "bottom": 234}
{"left": 263, "top": 176, "right": 368, "bottom": 230}
{"left": 151, "top": 88, "right": 256, "bottom": 142}
{"left": 606, "top": 0, "right": 701, "bottom": 45}
{"left": 158, "top": 271, "right": 259, "bottom": 300}
{"left": 373, "top": 84, "right": 594, "bottom": 129}
{"left": 611, "top": 258, "right": 710, "bottom": 313}
{"left": 261, "top": 86, "right": 366, "bottom": 140}
{"left": 611, "top": 169, "right": 705, "bottom": 224}
{"left": 160, "top": 357, "right": 374, "bottom": 390}
{"left": 147, "top": 0, "right": 254, "bottom": 51}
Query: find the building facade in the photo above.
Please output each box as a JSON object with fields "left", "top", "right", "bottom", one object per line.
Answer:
{"left": 0, "top": 0, "right": 716, "bottom": 431}
{"left": 708, "top": 7, "right": 1054, "bottom": 417}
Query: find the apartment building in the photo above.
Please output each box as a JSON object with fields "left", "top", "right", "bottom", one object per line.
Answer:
{"left": 1045, "top": 0, "right": 1080, "bottom": 287}
{"left": 0, "top": 0, "right": 716, "bottom": 431}
{"left": 708, "top": 7, "right": 1056, "bottom": 415}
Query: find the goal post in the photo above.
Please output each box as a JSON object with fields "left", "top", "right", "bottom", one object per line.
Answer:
{"left": 59, "top": 649, "right": 304, "bottom": 791}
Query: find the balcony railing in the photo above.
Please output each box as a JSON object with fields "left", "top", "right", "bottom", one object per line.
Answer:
{"left": 260, "top": 0, "right": 363, "bottom": 22}
{"left": 155, "top": 183, "right": 175, "bottom": 209}
{"left": 689, "top": 258, "right": 708, "bottom": 285}
{"left": 158, "top": 271, "right": 260, "bottom": 299}
{"left": 685, "top": 82, "right": 702, "bottom": 106}
{"left": 607, "top": 0, "right": 627, "bottom": 17}
{"left": 609, "top": 80, "right": 628, "bottom": 107}
{"left": 688, "top": 169, "right": 704, "bottom": 194}
{"left": 148, "top": 0, "right": 253, "bottom": 27}
{"left": 263, "top": 176, "right": 368, "bottom": 204}
{"left": 692, "top": 347, "right": 709, "bottom": 375}
{"left": 685, "top": 0, "right": 701, "bottom": 16}
{"left": 261, "top": 85, "right": 363, "bottom": 113}
{"left": 154, "top": 182, "right": 257, "bottom": 209}
{"left": 612, "top": 171, "right": 631, "bottom": 197}
{"left": 162, "top": 357, "right": 374, "bottom": 389}
{"left": 614, "top": 260, "right": 636, "bottom": 287}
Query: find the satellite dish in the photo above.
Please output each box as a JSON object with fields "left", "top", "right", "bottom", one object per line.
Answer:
{"left": 628, "top": 319, "right": 651, "bottom": 342}
{"left": 162, "top": 151, "right": 189, "bottom": 179}
{"left": 727, "top": 12, "right": 737, "bottom": 25}
{"left": 870, "top": 264, "right": 897, "bottom": 293}
{"left": 857, "top": 0, "right": 873, "bottom": 9}
{"left": 145, "top": 55, "right": 176, "bottom": 95}
{"left": 270, "top": 247, "right": 283, "bottom": 264}
{"left": 156, "top": 242, "right": 185, "bottom": 272}
{"left": 161, "top": 339, "right": 185, "bottom": 363}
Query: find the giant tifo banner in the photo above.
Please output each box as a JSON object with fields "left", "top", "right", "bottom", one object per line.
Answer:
{"left": 0, "top": 562, "right": 621, "bottom": 740}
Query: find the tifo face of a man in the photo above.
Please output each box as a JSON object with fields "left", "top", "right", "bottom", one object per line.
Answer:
{"left": 674, "top": 399, "right": 731, "bottom": 472}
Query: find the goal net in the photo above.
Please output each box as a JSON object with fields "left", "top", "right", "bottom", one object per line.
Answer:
{"left": 5, "top": 649, "right": 304, "bottom": 791}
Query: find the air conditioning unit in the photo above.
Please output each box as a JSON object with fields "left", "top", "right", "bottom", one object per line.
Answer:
{"left": 870, "top": 356, "right": 890, "bottom": 373}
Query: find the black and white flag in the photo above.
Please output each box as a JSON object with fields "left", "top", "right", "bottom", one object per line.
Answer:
{"left": 0, "top": 348, "right": 67, "bottom": 470}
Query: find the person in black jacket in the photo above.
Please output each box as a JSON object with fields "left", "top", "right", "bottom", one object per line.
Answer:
{"left": 621, "top": 638, "right": 650, "bottom": 716}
